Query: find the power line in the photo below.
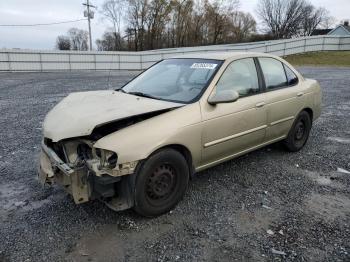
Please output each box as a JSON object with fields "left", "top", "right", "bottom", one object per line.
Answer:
{"left": 0, "top": 19, "right": 87, "bottom": 27}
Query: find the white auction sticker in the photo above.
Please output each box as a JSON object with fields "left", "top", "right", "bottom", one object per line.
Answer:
{"left": 190, "top": 63, "right": 217, "bottom": 70}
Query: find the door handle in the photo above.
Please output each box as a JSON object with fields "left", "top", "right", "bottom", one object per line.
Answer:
{"left": 297, "top": 92, "right": 304, "bottom": 97}
{"left": 255, "top": 102, "right": 265, "bottom": 108}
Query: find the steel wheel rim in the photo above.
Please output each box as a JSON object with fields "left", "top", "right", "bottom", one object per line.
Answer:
{"left": 294, "top": 121, "right": 305, "bottom": 141}
{"left": 145, "top": 164, "right": 177, "bottom": 204}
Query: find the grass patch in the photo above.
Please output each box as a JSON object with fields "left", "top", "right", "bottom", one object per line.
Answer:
{"left": 284, "top": 51, "right": 350, "bottom": 67}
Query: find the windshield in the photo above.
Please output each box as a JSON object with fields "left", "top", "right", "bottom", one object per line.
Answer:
{"left": 122, "top": 58, "right": 222, "bottom": 103}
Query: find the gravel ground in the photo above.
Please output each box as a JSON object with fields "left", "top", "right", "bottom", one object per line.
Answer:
{"left": 0, "top": 67, "right": 349, "bottom": 262}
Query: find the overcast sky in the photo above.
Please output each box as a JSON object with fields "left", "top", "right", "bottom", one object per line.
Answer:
{"left": 0, "top": 0, "right": 349, "bottom": 50}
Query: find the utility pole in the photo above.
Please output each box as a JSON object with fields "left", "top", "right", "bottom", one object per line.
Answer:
{"left": 83, "top": 0, "right": 96, "bottom": 51}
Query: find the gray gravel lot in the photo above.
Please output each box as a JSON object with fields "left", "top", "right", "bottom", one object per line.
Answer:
{"left": 0, "top": 67, "right": 349, "bottom": 262}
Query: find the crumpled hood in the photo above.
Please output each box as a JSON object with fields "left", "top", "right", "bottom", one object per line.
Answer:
{"left": 43, "top": 90, "right": 183, "bottom": 142}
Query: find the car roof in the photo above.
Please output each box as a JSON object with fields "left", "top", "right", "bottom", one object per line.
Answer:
{"left": 171, "top": 51, "right": 278, "bottom": 61}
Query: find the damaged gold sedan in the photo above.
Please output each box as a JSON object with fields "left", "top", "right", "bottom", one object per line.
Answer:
{"left": 38, "top": 52, "right": 322, "bottom": 216}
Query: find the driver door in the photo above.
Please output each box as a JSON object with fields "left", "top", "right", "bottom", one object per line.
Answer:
{"left": 200, "top": 58, "right": 267, "bottom": 167}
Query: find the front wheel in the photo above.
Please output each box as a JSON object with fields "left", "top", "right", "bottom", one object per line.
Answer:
{"left": 133, "top": 149, "right": 189, "bottom": 217}
{"left": 284, "top": 111, "right": 312, "bottom": 152}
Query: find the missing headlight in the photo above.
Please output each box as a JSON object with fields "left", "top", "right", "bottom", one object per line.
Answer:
{"left": 96, "top": 148, "right": 118, "bottom": 169}
{"left": 106, "top": 153, "right": 118, "bottom": 168}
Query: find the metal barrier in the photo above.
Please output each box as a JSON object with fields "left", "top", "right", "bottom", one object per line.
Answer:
{"left": 1, "top": 35, "right": 349, "bottom": 71}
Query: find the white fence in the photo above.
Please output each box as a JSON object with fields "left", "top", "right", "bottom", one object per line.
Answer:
{"left": 1, "top": 35, "right": 350, "bottom": 71}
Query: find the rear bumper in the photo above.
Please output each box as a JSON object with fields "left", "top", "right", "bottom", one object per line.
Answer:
{"left": 38, "top": 141, "right": 91, "bottom": 204}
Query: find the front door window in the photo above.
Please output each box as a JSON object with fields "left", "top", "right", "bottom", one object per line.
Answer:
{"left": 216, "top": 58, "right": 259, "bottom": 97}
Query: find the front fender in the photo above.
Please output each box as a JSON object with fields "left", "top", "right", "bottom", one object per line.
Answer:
{"left": 94, "top": 102, "right": 203, "bottom": 168}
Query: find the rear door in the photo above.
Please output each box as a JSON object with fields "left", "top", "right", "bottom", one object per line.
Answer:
{"left": 200, "top": 58, "right": 267, "bottom": 167}
{"left": 257, "top": 57, "right": 306, "bottom": 142}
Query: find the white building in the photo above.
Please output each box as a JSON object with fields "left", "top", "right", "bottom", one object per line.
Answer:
{"left": 328, "top": 21, "right": 350, "bottom": 36}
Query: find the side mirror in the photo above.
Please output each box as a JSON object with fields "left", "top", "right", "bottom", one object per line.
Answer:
{"left": 208, "top": 90, "right": 239, "bottom": 105}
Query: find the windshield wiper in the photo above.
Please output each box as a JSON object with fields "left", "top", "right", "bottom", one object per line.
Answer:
{"left": 127, "top": 91, "right": 160, "bottom": 100}
{"left": 115, "top": 87, "right": 126, "bottom": 93}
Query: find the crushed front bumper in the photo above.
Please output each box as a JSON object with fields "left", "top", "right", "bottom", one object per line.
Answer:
{"left": 38, "top": 141, "right": 91, "bottom": 204}
{"left": 38, "top": 141, "right": 135, "bottom": 211}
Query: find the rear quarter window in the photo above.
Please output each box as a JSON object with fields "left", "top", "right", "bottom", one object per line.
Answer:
{"left": 284, "top": 64, "right": 299, "bottom": 86}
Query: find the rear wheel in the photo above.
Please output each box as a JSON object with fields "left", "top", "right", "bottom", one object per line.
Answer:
{"left": 133, "top": 149, "right": 189, "bottom": 217}
{"left": 284, "top": 111, "right": 312, "bottom": 152}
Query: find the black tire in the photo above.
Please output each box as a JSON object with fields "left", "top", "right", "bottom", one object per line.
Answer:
{"left": 284, "top": 110, "right": 312, "bottom": 152}
{"left": 133, "top": 149, "right": 189, "bottom": 217}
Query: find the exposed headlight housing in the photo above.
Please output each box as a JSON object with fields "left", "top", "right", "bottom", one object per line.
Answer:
{"left": 94, "top": 148, "right": 118, "bottom": 169}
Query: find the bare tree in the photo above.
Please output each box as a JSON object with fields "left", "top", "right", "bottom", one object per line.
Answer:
{"left": 170, "top": 0, "right": 194, "bottom": 47}
{"left": 204, "top": 1, "right": 226, "bottom": 44}
{"left": 96, "top": 0, "right": 259, "bottom": 50}
{"left": 68, "top": 28, "right": 89, "bottom": 51}
{"left": 230, "top": 11, "right": 256, "bottom": 42}
{"left": 96, "top": 30, "right": 125, "bottom": 50}
{"left": 256, "top": 0, "right": 307, "bottom": 39}
{"left": 56, "top": 35, "right": 71, "bottom": 50}
{"left": 145, "top": 0, "right": 172, "bottom": 49}
{"left": 165, "top": 0, "right": 240, "bottom": 47}
{"left": 188, "top": 0, "right": 207, "bottom": 46}
{"left": 319, "top": 15, "right": 336, "bottom": 29}
{"left": 256, "top": 0, "right": 333, "bottom": 38}
{"left": 100, "top": 0, "right": 126, "bottom": 48}
{"left": 301, "top": 6, "right": 330, "bottom": 36}
{"left": 204, "top": 0, "right": 240, "bottom": 44}
{"left": 126, "top": 0, "right": 149, "bottom": 50}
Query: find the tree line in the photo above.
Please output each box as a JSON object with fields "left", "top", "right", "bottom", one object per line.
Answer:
{"left": 56, "top": 28, "right": 89, "bottom": 51}
{"left": 116, "top": 0, "right": 257, "bottom": 51}
{"left": 56, "top": 0, "right": 335, "bottom": 51}
{"left": 257, "top": 0, "right": 334, "bottom": 39}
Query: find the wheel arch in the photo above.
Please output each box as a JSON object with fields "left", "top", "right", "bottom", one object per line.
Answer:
{"left": 302, "top": 107, "right": 313, "bottom": 121}
{"left": 148, "top": 144, "right": 195, "bottom": 177}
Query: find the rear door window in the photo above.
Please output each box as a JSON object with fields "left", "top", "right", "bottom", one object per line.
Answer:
{"left": 259, "top": 57, "right": 288, "bottom": 90}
